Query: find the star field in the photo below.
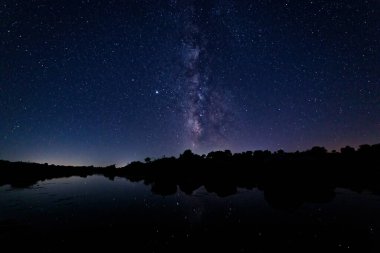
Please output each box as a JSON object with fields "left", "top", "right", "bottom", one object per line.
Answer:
{"left": 1, "top": 0, "right": 379, "bottom": 165}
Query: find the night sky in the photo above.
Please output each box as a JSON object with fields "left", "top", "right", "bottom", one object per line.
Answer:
{"left": 1, "top": 0, "right": 379, "bottom": 166}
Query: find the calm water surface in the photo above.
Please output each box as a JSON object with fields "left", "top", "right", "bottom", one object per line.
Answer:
{"left": 1, "top": 175, "right": 380, "bottom": 252}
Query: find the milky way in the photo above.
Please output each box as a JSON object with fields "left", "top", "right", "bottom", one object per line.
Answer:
{"left": 1, "top": 0, "right": 379, "bottom": 165}
{"left": 180, "top": 3, "right": 232, "bottom": 149}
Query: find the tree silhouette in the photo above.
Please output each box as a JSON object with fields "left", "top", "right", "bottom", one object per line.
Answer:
{"left": 340, "top": 146, "right": 355, "bottom": 155}
{"left": 1, "top": 142, "right": 380, "bottom": 203}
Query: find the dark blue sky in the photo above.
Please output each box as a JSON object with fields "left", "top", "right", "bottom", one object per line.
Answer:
{"left": 1, "top": 0, "right": 379, "bottom": 166}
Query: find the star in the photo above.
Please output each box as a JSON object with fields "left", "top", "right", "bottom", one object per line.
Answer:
{"left": 0, "top": 0, "right": 378, "bottom": 165}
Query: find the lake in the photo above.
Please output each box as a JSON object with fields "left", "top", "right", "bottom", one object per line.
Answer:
{"left": 1, "top": 175, "right": 380, "bottom": 252}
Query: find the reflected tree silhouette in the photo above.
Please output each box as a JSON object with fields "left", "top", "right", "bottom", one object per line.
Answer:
{"left": 1, "top": 143, "right": 380, "bottom": 208}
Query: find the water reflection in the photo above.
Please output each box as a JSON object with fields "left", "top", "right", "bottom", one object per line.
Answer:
{"left": 1, "top": 175, "right": 380, "bottom": 252}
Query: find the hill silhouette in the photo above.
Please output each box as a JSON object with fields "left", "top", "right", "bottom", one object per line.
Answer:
{"left": 1, "top": 143, "right": 380, "bottom": 208}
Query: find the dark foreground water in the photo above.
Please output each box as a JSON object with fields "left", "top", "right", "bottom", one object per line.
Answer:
{"left": 1, "top": 175, "right": 380, "bottom": 252}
